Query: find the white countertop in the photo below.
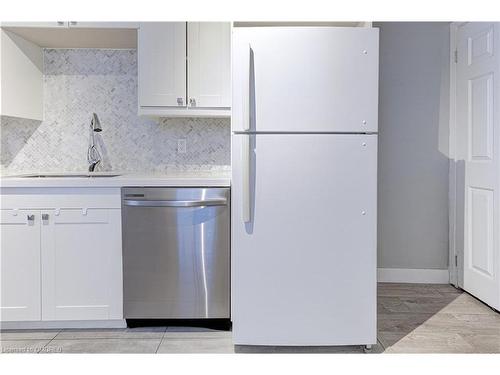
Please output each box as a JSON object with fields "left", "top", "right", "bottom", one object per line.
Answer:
{"left": 0, "top": 171, "right": 231, "bottom": 188}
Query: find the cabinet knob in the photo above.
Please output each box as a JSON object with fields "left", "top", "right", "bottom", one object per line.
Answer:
{"left": 189, "top": 98, "right": 196, "bottom": 107}
{"left": 27, "top": 214, "right": 35, "bottom": 222}
{"left": 177, "top": 97, "right": 184, "bottom": 106}
{"left": 42, "top": 213, "right": 49, "bottom": 221}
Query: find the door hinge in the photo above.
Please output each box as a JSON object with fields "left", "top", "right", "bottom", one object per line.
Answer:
{"left": 455, "top": 254, "right": 458, "bottom": 267}
{"left": 454, "top": 49, "right": 458, "bottom": 63}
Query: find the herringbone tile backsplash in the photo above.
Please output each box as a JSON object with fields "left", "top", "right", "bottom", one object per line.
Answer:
{"left": 0, "top": 49, "right": 230, "bottom": 175}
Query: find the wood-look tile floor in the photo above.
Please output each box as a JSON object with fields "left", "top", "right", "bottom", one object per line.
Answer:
{"left": 1, "top": 283, "right": 499, "bottom": 354}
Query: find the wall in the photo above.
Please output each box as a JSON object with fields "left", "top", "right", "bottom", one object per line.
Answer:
{"left": 375, "top": 22, "right": 451, "bottom": 272}
{"left": 0, "top": 48, "right": 230, "bottom": 174}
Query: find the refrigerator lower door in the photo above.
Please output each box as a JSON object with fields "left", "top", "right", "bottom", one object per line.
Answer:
{"left": 231, "top": 134, "right": 377, "bottom": 346}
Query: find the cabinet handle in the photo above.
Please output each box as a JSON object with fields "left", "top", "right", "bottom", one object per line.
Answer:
{"left": 243, "top": 44, "right": 253, "bottom": 132}
{"left": 42, "top": 214, "right": 49, "bottom": 221}
{"left": 241, "top": 135, "right": 251, "bottom": 222}
{"left": 189, "top": 98, "right": 196, "bottom": 107}
{"left": 70, "top": 21, "right": 77, "bottom": 26}
{"left": 57, "top": 21, "right": 65, "bottom": 26}
{"left": 27, "top": 214, "right": 35, "bottom": 222}
{"left": 177, "top": 97, "right": 184, "bottom": 106}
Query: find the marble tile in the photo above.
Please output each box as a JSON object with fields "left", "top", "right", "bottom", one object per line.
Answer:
{"left": 44, "top": 339, "right": 162, "bottom": 354}
{"left": 54, "top": 327, "right": 166, "bottom": 340}
{"left": 0, "top": 339, "right": 52, "bottom": 354}
{"left": 0, "top": 329, "right": 60, "bottom": 341}
{"left": 0, "top": 49, "right": 230, "bottom": 175}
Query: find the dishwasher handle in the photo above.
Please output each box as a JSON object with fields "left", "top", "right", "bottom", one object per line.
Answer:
{"left": 123, "top": 198, "right": 227, "bottom": 208}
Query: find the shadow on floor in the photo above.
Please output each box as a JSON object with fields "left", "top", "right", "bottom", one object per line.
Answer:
{"left": 377, "top": 283, "right": 465, "bottom": 348}
{"left": 376, "top": 283, "right": 500, "bottom": 353}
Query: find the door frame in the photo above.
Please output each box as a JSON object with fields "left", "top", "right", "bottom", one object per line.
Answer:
{"left": 448, "top": 22, "right": 467, "bottom": 288}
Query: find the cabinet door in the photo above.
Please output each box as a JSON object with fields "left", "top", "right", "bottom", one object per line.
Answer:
{"left": 0, "top": 210, "right": 41, "bottom": 321}
{"left": 138, "top": 22, "right": 186, "bottom": 107}
{"left": 1, "top": 29, "right": 44, "bottom": 121}
{"left": 41, "top": 209, "right": 123, "bottom": 321}
{"left": 188, "top": 22, "right": 231, "bottom": 108}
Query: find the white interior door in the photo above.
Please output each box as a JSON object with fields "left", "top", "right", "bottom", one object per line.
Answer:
{"left": 187, "top": 22, "right": 231, "bottom": 108}
{"left": 457, "top": 22, "right": 500, "bottom": 310}
{"left": 231, "top": 134, "right": 377, "bottom": 345}
{"left": 232, "top": 27, "right": 379, "bottom": 133}
{"left": 0, "top": 210, "right": 41, "bottom": 321}
{"left": 138, "top": 22, "right": 186, "bottom": 107}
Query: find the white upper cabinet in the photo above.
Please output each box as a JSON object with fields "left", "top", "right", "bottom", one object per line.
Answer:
{"left": 138, "top": 22, "right": 231, "bottom": 117}
{"left": 187, "top": 22, "right": 231, "bottom": 108}
{"left": 138, "top": 22, "right": 187, "bottom": 108}
{"left": 0, "top": 29, "right": 44, "bottom": 120}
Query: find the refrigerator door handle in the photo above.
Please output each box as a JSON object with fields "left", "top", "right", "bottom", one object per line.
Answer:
{"left": 243, "top": 43, "right": 252, "bottom": 132}
{"left": 242, "top": 135, "right": 251, "bottom": 222}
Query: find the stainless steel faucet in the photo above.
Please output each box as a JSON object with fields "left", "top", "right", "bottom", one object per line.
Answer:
{"left": 87, "top": 113, "right": 102, "bottom": 172}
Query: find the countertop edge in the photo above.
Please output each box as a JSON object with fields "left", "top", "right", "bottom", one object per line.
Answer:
{"left": 0, "top": 176, "right": 231, "bottom": 189}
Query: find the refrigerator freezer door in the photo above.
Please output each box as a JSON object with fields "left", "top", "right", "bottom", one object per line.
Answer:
{"left": 232, "top": 27, "right": 379, "bottom": 133}
{"left": 231, "top": 134, "right": 377, "bottom": 345}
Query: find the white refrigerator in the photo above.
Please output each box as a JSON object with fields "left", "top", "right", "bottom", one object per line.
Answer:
{"left": 231, "top": 27, "right": 379, "bottom": 346}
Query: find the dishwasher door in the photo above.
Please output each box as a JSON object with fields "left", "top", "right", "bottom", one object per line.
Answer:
{"left": 122, "top": 187, "right": 230, "bottom": 319}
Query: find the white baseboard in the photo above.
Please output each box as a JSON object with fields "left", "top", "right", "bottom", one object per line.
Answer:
{"left": 0, "top": 319, "right": 127, "bottom": 330}
{"left": 377, "top": 268, "right": 450, "bottom": 284}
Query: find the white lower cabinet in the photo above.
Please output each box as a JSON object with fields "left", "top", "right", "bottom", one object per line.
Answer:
{"left": 41, "top": 209, "right": 122, "bottom": 321}
{"left": 0, "top": 189, "right": 123, "bottom": 324}
{"left": 0, "top": 210, "right": 41, "bottom": 321}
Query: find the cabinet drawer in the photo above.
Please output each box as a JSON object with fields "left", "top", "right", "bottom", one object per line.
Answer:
{"left": 0, "top": 187, "right": 121, "bottom": 209}
{"left": 1, "top": 209, "right": 37, "bottom": 224}
{"left": 50, "top": 208, "right": 111, "bottom": 224}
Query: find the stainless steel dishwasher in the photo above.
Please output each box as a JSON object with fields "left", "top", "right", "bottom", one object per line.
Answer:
{"left": 121, "top": 187, "right": 230, "bottom": 319}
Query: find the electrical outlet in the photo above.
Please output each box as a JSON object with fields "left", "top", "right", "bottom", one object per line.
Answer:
{"left": 177, "top": 139, "right": 187, "bottom": 154}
